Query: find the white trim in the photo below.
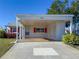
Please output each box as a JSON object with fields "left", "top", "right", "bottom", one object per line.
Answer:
{"left": 16, "top": 17, "right": 19, "bottom": 42}
{"left": 70, "top": 20, "right": 73, "bottom": 33}
{"left": 16, "top": 15, "right": 73, "bottom": 21}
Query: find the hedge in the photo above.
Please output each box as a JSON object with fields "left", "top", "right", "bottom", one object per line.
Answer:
{"left": 62, "top": 33, "right": 79, "bottom": 45}
{"left": 0, "top": 29, "right": 6, "bottom": 38}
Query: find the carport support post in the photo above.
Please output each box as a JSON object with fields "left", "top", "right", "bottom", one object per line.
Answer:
{"left": 19, "top": 24, "right": 22, "bottom": 40}
{"left": 16, "top": 17, "right": 19, "bottom": 42}
{"left": 22, "top": 25, "right": 25, "bottom": 39}
{"left": 19, "top": 22, "right": 25, "bottom": 40}
{"left": 56, "top": 22, "right": 65, "bottom": 40}
{"left": 70, "top": 20, "right": 73, "bottom": 34}
{"left": 23, "top": 27, "right": 25, "bottom": 39}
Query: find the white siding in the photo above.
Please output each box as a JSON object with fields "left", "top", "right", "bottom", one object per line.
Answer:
{"left": 24, "top": 21, "right": 65, "bottom": 41}
{"left": 56, "top": 21, "right": 65, "bottom": 40}
{"left": 47, "top": 24, "right": 56, "bottom": 40}
{"left": 28, "top": 25, "right": 47, "bottom": 38}
{"left": 25, "top": 24, "right": 56, "bottom": 40}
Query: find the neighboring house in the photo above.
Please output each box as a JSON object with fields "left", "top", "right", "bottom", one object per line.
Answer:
{"left": 0, "top": 26, "right": 3, "bottom": 30}
{"left": 16, "top": 14, "right": 73, "bottom": 41}
{"left": 6, "top": 23, "right": 16, "bottom": 38}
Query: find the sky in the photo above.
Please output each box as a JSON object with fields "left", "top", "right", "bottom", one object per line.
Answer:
{"left": 0, "top": 0, "right": 73, "bottom": 28}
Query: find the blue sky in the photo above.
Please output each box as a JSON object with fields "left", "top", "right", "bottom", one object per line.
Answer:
{"left": 0, "top": 0, "right": 72, "bottom": 28}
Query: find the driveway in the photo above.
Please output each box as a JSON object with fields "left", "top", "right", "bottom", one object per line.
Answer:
{"left": 1, "top": 42, "right": 79, "bottom": 59}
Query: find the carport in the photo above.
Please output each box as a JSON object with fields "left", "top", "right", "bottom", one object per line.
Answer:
{"left": 16, "top": 15, "right": 73, "bottom": 42}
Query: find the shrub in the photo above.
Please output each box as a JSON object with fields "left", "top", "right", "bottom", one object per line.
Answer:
{"left": 6, "top": 33, "right": 16, "bottom": 38}
{"left": 0, "top": 29, "right": 6, "bottom": 38}
{"left": 74, "top": 36, "right": 79, "bottom": 45}
{"left": 62, "top": 33, "right": 70, "bottom": 44}
{"left": 62, "top": 33, "right": 79, "bottom": 45}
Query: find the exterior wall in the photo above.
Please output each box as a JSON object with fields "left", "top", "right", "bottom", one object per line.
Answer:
{"left": 47, "top": 24, "right": 56, "bottom": 40}
{"left": 25, "top": 25, "right": 48, "bottom": 38}
{"left": 6, "top": 27, "right": 10, "bottom": 33}
{"left": 25, "top": 26, "right": 30, "bottom": 37}
{"left": 24, "top": 21, "right": 65, "bottom": 41}
{"left": 24, "top": 23, "right": 56, "bottom": 40}
{"left": 6, "top": 26, "right": 16, "bottom": 33}
{"left": 56, "top": 21, "right": 65, "bottom": 40}
{"left": 6, "top": 26, "right": 16, "bottom": 38}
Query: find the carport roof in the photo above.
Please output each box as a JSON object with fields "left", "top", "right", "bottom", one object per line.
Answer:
{"left": 16, "top": 14, "right": 73, "bottom": 21}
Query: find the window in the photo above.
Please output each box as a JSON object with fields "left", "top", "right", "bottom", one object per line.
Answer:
{"left": 34, "top": 28, "right": 47, "bottom": 33}
{"left": 13, "top": 27, "right": 16, "bottom": 32}
{"left": 35, "top": 28, "right": 44, "bottom": 32}
{"left": 40, "top": 28, "right": 45, "bottom": 32}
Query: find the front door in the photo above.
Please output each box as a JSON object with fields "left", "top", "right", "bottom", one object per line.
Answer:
{"left": 25, "top": 27, "right": 30, "bottom": 38}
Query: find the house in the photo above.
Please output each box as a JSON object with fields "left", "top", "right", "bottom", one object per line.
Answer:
{"left": 0, "top": 26, "right": 3, "bottom": 30}
{"left": 16, "top": 14, "right": 73, "bottom": 41}
{"left": 6, "top": 23, "right": 16, "bottom": 38}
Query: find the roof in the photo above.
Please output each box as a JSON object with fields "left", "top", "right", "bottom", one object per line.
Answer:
{"left": 16, "top": 14, "right": 74, "bottom": 21}
{"left": 6, "top": 22, "right": 16, "bottom": 27}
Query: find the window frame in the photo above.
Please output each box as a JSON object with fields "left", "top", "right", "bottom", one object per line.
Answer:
{"left": 34, "top": 27, "right": 47, "bottom": 33}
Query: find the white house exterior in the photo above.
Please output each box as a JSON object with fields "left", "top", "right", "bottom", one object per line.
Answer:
{"left": 16, "top": 14, "right": 73, "bottom": 41}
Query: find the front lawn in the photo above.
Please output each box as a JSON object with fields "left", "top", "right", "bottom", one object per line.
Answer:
{"left": 0, "top": 38, "right": 15, "bottom": 57}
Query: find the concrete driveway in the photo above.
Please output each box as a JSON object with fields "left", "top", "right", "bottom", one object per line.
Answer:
{"left": 1, "top": 42, "right": 79, "bottom": 59}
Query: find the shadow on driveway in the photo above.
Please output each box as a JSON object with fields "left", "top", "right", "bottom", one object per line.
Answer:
{"left": 1, "top": 42, "right": 79, "bottom": 59}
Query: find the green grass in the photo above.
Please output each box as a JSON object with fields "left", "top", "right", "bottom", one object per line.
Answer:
{"left": 0, "top": 38, "right": 15, "bottom": 57}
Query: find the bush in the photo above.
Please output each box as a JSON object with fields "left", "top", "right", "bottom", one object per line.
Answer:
{"left": 0, "top": 29, "right": 6, "bottom": 38}
{"left": 6, "top": 33, "right": 16, "bottom": 38}
{"left": 62, "top": 33, "right": 79, "bottom": 45}
{"left": 62, "top": 33, "right": 70, "bottom": 44}
{"left": 74, "top": 36, "right": 79, "bottom": 45}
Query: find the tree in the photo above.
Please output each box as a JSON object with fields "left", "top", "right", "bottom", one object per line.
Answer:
{"left": 65, "top": 1, "right": 79, "bottom": 14}
{"left": 48, "top": 0, "right": 79, "bottom": 35}
{"left": 48, "top": 0, "right": 68, "bottom": 14}
{"left": 0, "top": 29, "right": 5, "bottom": 38}
{"left": 48, "top": 0, "right": 79, "bottom": 14}
{"left": 72, "top": 11, "right": 79, "bottom": 35}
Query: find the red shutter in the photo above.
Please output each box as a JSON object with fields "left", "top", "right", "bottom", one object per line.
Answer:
{"left": 34, "top": 27, "right": 36, "bottom": 32}
{"left": 44, "top": 28, "right": 47, "bottom": 33}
